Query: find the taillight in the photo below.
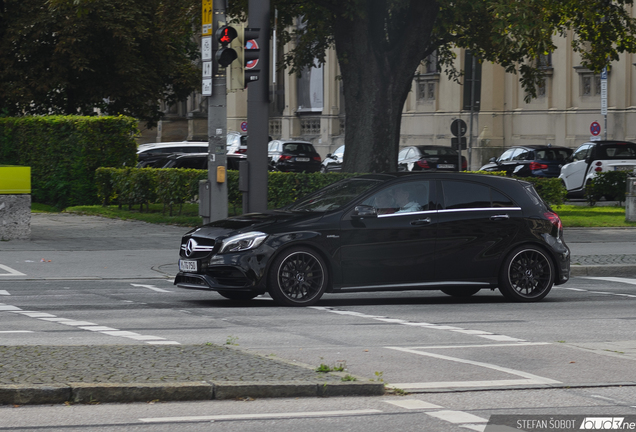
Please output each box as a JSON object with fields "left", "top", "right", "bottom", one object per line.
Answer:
{"left": 594, "top": 161, "right": 603, "bottom": 172}
{"left": 313, "top": 156, "right": 321, "bottom": 161}
{"left": 529, "top": 162, "right": 548, "bottom": 171}
{"left": 417, "top": 160, "right": 431, "bottom": 169}
{"left": 462, "top": 157, "right": 467, "bottom": 171}
{"left": 237, "top": 148, "right": 247, "bottom": 154}
{"left": 279, "top": 155, "right": 292, "bottom": 161}
{"left": 545, "top": 211, "right": 563, "bottom": 234}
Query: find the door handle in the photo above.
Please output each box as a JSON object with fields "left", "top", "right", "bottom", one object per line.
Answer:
{"left": 410, "top": 218, "right": 432, "bottom": 226}
{"left": 490, "top": 214, "right": 510, "bottom": 221}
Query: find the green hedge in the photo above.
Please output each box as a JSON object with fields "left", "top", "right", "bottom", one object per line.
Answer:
{"left": 96, "top": 168, "right": 566, "bottom": 215}
{"left": 0, "top": 116, "right": 138, "bottom": 208}
{"left": 585, "top": 170, "right": 634, "bottom": 205}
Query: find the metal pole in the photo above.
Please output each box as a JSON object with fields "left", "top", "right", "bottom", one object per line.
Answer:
{"left": 205, "top": 1, "right": 228, "bottom": 223}
{"left": 468, "top": 54, "right": 476, "bottom": 170}
{"left": 245, "top": 0, "right": 270, "bottom": 213}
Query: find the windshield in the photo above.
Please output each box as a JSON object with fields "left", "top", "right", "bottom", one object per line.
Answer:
{"left": 285, "top": 178, "right": 382, "bottom": 212}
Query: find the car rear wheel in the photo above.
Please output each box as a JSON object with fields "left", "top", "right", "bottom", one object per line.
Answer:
{"left": 268, "top": 247, "right": 328, "bottom": 306}
{"left": 499, "top": 246, "right": 554, "bottom": 302}
{"left": 440, "top": 288, "right": 481, "bottom": 297}
{"left": 217, "top": 291, "right": 259, "bottom": 301}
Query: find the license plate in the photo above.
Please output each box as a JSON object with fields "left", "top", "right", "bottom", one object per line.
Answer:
{"left": 179, "top": 260, "right": 198, "bottom": 272}
{"left": 295, "top": 157, "right": 310, "bottom": 162}
{"left": 438, "top": 164, "right": 455, "bottom": 169}
{"left": 615, "top": 166, "right": 635, "bottom": 171}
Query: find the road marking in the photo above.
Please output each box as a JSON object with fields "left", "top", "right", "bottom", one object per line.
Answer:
{"left": 0, "top": 304, "right": 21, "bottom": 311}
{"left": 0, "top": 330, "right": 33, "bottom": 333}
{"left": 131, "top": 283, "right": 172, "bottom": 293}
{"left": 386, "top": 346, "right": 560, "bottom": 390}
{"left": 583, "top": 276, "right": 636, "bottom": 285}
{"left": 409, "top": 342, "right": 551, "bottom": 350}
{"left": 140, "top": 409, "right": 383, "bottom": 423}
{"left": 426, "top": 410, "right": 488, "bottom": 424}
{"left": 311, "top": 306, "right": 528, "bottom": 343}
{"left": 384, "top": 399, "right": 442, "bottom": 409}
{"left": 0, "top": 264, "right": 25, "bottom": 276}
{"left": 0, "top": 290, "right": 10, "bottom": 295}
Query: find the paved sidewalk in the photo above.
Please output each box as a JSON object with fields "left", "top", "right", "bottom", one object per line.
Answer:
{"left": 1, "top": 213, "right": 635, "bottom": 405}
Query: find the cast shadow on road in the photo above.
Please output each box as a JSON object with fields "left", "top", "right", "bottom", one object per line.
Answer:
{"left": 180, "top": 289, "right": 567, "bottom": 309}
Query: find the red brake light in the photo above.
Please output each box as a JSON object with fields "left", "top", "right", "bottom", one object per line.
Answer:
{"left": 313, "top": 156, "right": 321, "bottom": 161}
{"left": 545, "top": 211, "right": 563, "bottom": 232}
{"left": 595, "top": 161, "right": 602, "bottom": 166}
{"left": 529, "top": 162, "right": 548, "bottom": 171}
{"left": 279, "top": 155, "right": 292, "bottom": 160}
{"left": 462, "top": 157, "right": 468, "bottom": 170}
{"left": 416, "top": 160, "right": 431, "bottom": 169}
{"left": 237, "top": 148, "right": 247, "bottom": 154}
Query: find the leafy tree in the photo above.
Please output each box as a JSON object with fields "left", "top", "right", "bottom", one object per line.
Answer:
{"left": 230, "top": 0, "right": 636, "bottom": 173}
{"left": 0, "top": 0, "right": 200, "bottom": 127}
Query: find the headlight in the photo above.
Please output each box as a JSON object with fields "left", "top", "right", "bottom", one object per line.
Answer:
{"left": 218, "top": 231, "right": 268, "bottom": 253}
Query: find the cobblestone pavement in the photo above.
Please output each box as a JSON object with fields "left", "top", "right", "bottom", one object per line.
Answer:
{"left": 0, "top": 344, "right": 383, "bottom": 405}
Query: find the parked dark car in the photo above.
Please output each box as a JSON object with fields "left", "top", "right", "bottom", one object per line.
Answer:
{"left": 479, "top": 145, "right": 573, "bottom": 178}
{"left": 398, "top": 146, "right": 467, "bottom": 172}
{"left": 174, "top": 172, "right": 570, "bottom": 306}
{"left": 137, "top": 141, "right": 209, "bottom": 163}
{"left": 140, "top": 153, "right": 246, "bottom": 170}
{"left": 321, "top": 145, "right": 345, "bottom": 173}
{"left": 267, "top": 140, "right": 322, "bottom": 172}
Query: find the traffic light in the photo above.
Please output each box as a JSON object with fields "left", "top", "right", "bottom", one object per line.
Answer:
{"left": 215, "top": 25, "right": 238, "bottom": 67}
{"left": 227, "top": 25, "right": 261, "bottom": 91}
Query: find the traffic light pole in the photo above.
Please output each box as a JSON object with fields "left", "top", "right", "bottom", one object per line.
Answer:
{"left": 203, "top": 1, "right": 229, "bottom": 223}
{"left": 243, "top": 0, "right": 270, "bottom": 213}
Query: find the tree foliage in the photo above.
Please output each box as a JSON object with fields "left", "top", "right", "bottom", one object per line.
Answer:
{"left": 0, "top": 0, "right": 201, "bottom": 126}
{"left": 230, "top": 0, "right": 636, "bottom": 173}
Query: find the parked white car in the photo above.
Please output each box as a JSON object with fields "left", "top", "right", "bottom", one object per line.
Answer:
{"left": 559, "top": 140, "right": 636, "bottom": 197}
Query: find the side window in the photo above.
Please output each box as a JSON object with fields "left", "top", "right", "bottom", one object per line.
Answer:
{"left": 442, "top": 181, "right": 491, "bottom": 209}
{"left": 512, "top": 149, "right": 532, "bottom": 161}
{"left": 362, "top": 180, "right": 432, "bottom": 214}
{"left": 498, "top": 149, "right": 516, "bottom": 162}
{"left": 572, "top": 144, "right": 591, "bottom": 161}
{"left": 491, "top": 189, "right": 515, "bottom": 207}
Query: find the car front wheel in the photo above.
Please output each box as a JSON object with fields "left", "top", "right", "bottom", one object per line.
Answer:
{"left": 499, "top": 246, "right": 554, "bottom": 302}
{"left": 268, "top": 247, "right": 328, "bottom": 306}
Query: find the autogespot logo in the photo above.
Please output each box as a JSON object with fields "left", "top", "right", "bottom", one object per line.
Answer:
{"left": 580, "top": 417, "right": 628, "bottom": 430}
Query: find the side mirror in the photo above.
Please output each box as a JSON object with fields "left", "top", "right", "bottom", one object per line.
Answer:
{"left": 489, "top": 157, "right": 497, "bottom": 163}
{"left": 326, "top": 153, "right": 333, "bottom": 159}
{"left": 352, "top": 205, "right": 378, "bottom": 219}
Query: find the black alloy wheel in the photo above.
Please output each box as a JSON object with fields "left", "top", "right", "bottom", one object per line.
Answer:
{"left": 499, "top": 246, "right": 554, "bottom": 302}
{"left": 440, "top": 288, "right": 481, "bottom": 297}
{"left": 268, "top": 247, "right": 328, "bottom": 306}
{"left": 217, "top": 291, "right": 259, "bottom": 301}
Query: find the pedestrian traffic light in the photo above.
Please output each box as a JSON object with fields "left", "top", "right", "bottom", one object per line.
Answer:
{"left": 215, "top": 24, "right": 238, "bottom": 67}
{"left": 227, "top": 25, "right": 261, "bottom": 91}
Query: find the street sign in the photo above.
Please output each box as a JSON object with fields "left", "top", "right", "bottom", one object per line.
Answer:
{"left": 241, "top": 121, "right": 248, "bottom": 132}
{"left": 245, "top": 39, "right": 259, "bottom": 70}
{"left": 201, "top": 37, "right": 212, "bottom": 61}
{"left": 450, "top": 119, "right": 467, "bottom": 137}
{"left": 590, "top": 121, "right": 601, "bottom": 136}
{"left": 202, "top": 78, "right": 212, "bottom": 96}
{"left": 451, "top": 137, "right": 467, "bottom": 150}
{"left": 202, "top": 0, "right": 213, "bottom": 36}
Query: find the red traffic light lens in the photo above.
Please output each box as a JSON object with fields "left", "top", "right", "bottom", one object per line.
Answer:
{"left": 215, "top": 25, "right": 238, "bottom": 45}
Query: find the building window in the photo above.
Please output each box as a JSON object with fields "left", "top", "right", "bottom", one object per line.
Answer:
{"left": 300, "top": 118, "right": 321, "bottom": 135}
{"left": 416, "top": 52, "right": 439, "bottom": 104}
{"left": 575, "top": 66, "right": 603, "bottom": 97}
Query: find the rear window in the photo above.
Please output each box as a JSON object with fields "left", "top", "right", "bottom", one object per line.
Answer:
{"left": 417, "top": 146, "right": 458, "bottom": 157}
{"left": 283, "top": 143, "right": 316, "bottom": 154}
{"left": 598, "top": 143, "right": 636, "bottom": 159}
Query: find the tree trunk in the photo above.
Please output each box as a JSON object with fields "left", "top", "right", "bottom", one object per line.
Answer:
{"left": 334, "top": 1, "right": 439, "bottom": 173}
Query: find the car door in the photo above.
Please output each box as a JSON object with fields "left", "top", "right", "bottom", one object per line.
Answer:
{"left": 435, "top": 179, "right": 522, "bottom": 282}
{"left": 338, "top": 179, "right": 437, "bottom": 288}
{"left": 560, "top": 143, "right": 593, "bottom": 191}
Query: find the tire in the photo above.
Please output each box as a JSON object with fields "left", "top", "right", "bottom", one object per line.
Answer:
{"left": 217, "top": 291, "right": 259, "bottom": 301}
{"left": 268, "top": 247, "right": 328, "bottom": 306}
{"left": 499, "top": 246, "right": 554, "bottom": 302}
{"left": 440, "top": 287, "right": 481, "bottom": 297}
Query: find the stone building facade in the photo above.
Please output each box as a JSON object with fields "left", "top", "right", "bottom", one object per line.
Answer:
{"left": 142, "top": 17, "right": 636, "bottom": 171}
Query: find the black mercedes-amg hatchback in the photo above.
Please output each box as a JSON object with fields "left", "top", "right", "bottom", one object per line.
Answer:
{"left": 175, "top": 172, "right": 570, "bottom": 306}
